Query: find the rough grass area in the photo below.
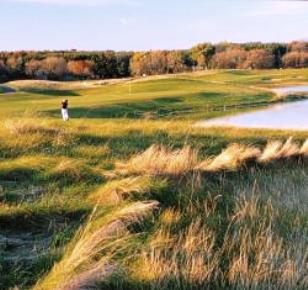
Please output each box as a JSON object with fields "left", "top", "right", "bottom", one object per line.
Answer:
{"left": 0, "top": 69, "right": 308, "bottom": 290}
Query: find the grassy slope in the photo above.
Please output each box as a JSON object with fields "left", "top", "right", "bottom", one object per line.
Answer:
{"left": 0, "top": 69, "right": 307, "bottom": 289}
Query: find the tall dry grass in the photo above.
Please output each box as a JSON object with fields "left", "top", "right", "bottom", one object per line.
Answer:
{"left": 129, "top": 195, "right": 307, "bottom": 289}
{"left": 3, "top": 119, "right": 75, "bottom": 148}
{"left": 89, "top": 177, "right": 152, "bottom": 205}
{"left": 258, "top": 137, "right": 300, "bottom": 163}
{"left": 116, "top": 145, "right": 199, "bottom": 176}
{"left": 225, "top": 195, "right": 307, "bottom": 289}
{"left": 33, "top": 138, "right": 308, "bottom": 290}
{"left": 116, "top": 138, "right": 308, "bottom": 176}
{"left": 34, "top": 200, "right": 159, "bottom": 290}
{"left": 197, "top": 143, "right": 261, "bottom": 172}
{"left": 133, "top": 218, "right": 219, "bottom": 286}
{"left": 4, "top": 119, "right": 60, "bottom": 136}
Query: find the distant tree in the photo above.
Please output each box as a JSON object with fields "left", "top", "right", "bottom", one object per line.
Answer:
{"left": 0, "top": 60, "right": 9, "bottom": 82}
{"left": 131, "top": 51, "right": 168, "bottom": 76}
{"left": 130, "top": 52, "right": 144, "bottom": 76}
{"left": 181, "top": 52, "right": 194, "bottom": 69}
{"left": 242, "top": 49, "right": 275, "bottom": 69}
{"left": 190, "top": 43, "right": 215, "bottom": 69}
{"left": 215, "top": 42, "right": 240, "bottom": 53}
{"left": 282, "top": 52, "right": 308, "bottom": 68}
{"left": 40, "top": 57, "right": 67, "bottom": 80}
{"left": 6, "top": 55, "right": 25, "bottom": 78}
{"left": 268, "top": 43, "right": 287, "bottom": 68}
{"left": 211, "top": 49, "right": 247, "bottom": 69}
{"left": 288, "top": 41, "right": 308, "bottom": 52}
{"left": 167, "top": 51, "right": 187, "bottom": 73}
{"left": 67, "top": 60, "right": 94, "bottom": 78}
{"left": 116, "top": 52, "right": 131, "bottom": 77}
{"left": 0, "top": 41, "right": 307, "bottom": 82}
{"left": 25, "top": 59, "right": 43, "bottom": 78}
{"left": 150, "top": 51, "right": 169, "bottom": 74}
{"left": 92, "top": 53, "right": 109, "bottom": 78}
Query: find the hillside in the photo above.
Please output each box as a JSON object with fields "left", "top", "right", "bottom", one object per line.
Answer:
{"left": 0, "top": 69, "right": 307, "bottom": 290}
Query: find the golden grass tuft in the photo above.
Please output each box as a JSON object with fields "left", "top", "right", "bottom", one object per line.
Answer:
{"left": 134, "top": 219, "right": 219, "bottom": 285}
{"left": 3, "top": 119, "right": 75, "bottom": 148}
{"left": 116, "top": 138, "right": 307, "bottom": 177}
{"left": 131, "top": 195, "right": 307, "bottom": 289}
{"left": 258, "top": 138, "right": 300, "bottom": 163}
{"left": 72, "top": 144, "right": 110, "bottom": 159}
{"left": 4, "top": 119, "right": 60, "bottom": 136}
{"left": 197, "top": 143, "right": 261, "bottom": 172}
{"left": 277, "top": 137, "right": 301, "bottom": 158}
{"left": 50, "top": 158, "right": 95, "bottom": 182}
{"left": 159, "top": 208, "right": 182, "bottom": 226}
{"left": 35, "top": 200, "right": 159, "bottom": 290}
{"left": 116, "top": 145, "right": 199, "bottom": 176}
{"left": 231, "top": 195, "right": 262, "bottom": 223}
{"left": 89, "top": 177, "right": 152, "bottom": 205}
{"left": 300, "top": 139, "right": 308, "bottom": 156}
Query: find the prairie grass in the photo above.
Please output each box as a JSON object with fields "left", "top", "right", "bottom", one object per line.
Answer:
{"left": 197, "top": 143, "right": 261, "bottom": 172}
{"left": 50, "top": 158, "right": 102, "bottom": 184}
{"left": 258, "top": 137, "right": 300, "bottom": 163}
{"left": 4, "top": 119, "right": 61, "bottom": 136}
{"left": 116, "top": 145, "right": 199, "bottom": 176}
{"left": 72, "top": 144, "right": 110, "bottom": 159}
{"left": 106, "top": 194, "right": 307, "bottom": 290}
{"left": 1, "top": 69, "right": 308, "bottom": 290}
{"left": 300, "top": 139, "right": 308, "bottom": 156}
{"left": 89, "top": 177, "right": 152, "bottom": 205}
{"left": 117, "top": 138, "right": 308, "bottom": 176}
{"left": 132, "top": 219, "right": 219, "bottom": 286}
{"left": 34, "top": 201, "right": 159, "bottom": 290}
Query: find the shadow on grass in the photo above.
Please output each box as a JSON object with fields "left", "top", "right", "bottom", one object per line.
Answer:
{"left": 0, "top": 167, "right": 41, "bottom": 182}
{"left": 0, "top": 85, "right": 16, "bottom": 94}
{"left": 0, "top": 218, "right": 82, "bottom": 290}
{"left": 46, "top": 96, "right": 186, "bottom": 119}
{"left": 44, "top": 92, "right": 230, "bottom": 119}
{"left": 99, "top": 278, "right": 225, "bottom": 290}
{"left": 22, "top": 88, "right": 80, "bottom": 97}
{"left": 43, "top": 89, "right": 271, "bottom": 120}
{"left": 0, "top": 206, "right": 89, "bottom": 231}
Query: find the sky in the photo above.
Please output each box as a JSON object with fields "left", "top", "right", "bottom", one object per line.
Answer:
{"left": 0, "top": 0, "right": 307, "bottom": 51}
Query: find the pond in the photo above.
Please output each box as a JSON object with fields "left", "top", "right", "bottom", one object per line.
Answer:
{"left": 271, "top": 85, "right": 308, "bottom": 95}
{"left": 196, "top": 85, "right": 308, "bottom": 131}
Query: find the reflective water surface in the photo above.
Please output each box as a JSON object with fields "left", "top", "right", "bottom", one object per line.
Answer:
{"left": 271, "top": 85, "right": 308, "bottom": 95}
{"left": 197, "top": 86, "right": 308, "bottom": 131}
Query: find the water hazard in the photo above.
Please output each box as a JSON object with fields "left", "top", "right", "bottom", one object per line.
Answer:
{"left": 197, "top": 85, "right": 308, "bottom": 131}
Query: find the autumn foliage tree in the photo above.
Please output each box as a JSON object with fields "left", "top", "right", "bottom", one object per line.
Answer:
{"left": 282, "top": 52, "right": 308, "bottom": 68}
{"left": 67, "top": 60, "right": 94, "bottom": 78}
{"left": 0, "top": 41, "right": 307, "bottom": 83}
{"left": 167, "top": 51, "right": 190, "bottom": 73}
{"left": 41, "top": 57, "right": 67, "bottom": 80}
{"left": 288, "top": 41, "right": 308, "bottom": 53}
{"left": 242, "top": 49, "right": 275, "bottom": 69}
{"left": 130, "top": 50, "right": 192, "bottom": 76}
{"left": 211, "top": 49, "right": 247, "bottom": 69}
{"left": 25, "top": 59, "right": 43, "bottom": 78}
{"left": 130, "top": 51, "right": 167, "bottom": 76}
{"left": 191, "top": 43, "right": 215, "bottom": 69}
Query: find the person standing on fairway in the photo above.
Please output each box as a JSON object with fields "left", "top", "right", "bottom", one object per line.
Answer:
{"left": 61, "top": 99, "right": 69, "bottom": 121}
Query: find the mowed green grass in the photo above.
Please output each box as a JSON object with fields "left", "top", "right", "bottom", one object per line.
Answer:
{"left": 0, "top": 69, "right": 308, "bottom": 290}
{"left": 2, "top": 68, "right": 307, "bottom": 119}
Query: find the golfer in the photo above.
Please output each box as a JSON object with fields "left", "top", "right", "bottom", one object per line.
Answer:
{"left": 61, "top": 99, "right": 69, "bottom": 121}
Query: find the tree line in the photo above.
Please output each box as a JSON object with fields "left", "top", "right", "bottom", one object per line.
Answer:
{"left": 0, "top": 41, "right": 307, "bottom": 82}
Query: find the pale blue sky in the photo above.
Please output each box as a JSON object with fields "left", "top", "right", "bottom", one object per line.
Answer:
{"left": 0, "top": 0, "right": 307, "bottom": 51}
